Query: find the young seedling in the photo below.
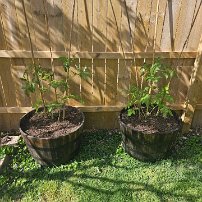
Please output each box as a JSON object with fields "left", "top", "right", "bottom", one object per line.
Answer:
{"left": 21, "top": 57, "right": 89, "bottom": 121}
{"left": 127, "top": 58, "right": 175, "bottom": 119}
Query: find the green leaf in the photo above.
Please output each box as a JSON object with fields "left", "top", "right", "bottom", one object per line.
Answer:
{"left": 74, "top": 66, "right": 90, "bottom": 80}
{"left": 22, "top": 81, "right": 36, "bottom": 96}
{"left": 127, "top": 108, "right": 135, "bottom": 116}
{"left": 140, "top": 94, "right": 150, "bottom": 104}
{"left": 46, "top": 102, "right": 63, "bottom": 113}
{"left": 50, "top": 79, "right": 69, "bottom": 92}
{"left": 33, "top": 99, "right": 43, "bottom": 112}
{"left": 20, "top": 77, "right": 27, "bottom": 81}
{"left": 59, "top": 56, "right": 72, "bottom": 72}
{"left": 40, "top": 86, "right": 48, "bottom": 93}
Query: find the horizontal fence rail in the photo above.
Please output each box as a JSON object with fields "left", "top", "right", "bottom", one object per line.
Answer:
{"left": 0, "top": 51, "right": 198, "bottom": 59}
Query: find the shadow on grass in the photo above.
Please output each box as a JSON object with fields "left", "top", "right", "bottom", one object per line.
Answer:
{"left": 79, "top": 129, "right": 122, "bottom": 160}
{"left": 76, "top": 130, "right": 156, "bottom": 171}
{"left": 0, "top": 130, "right": 201, "bottom": 201}
{"left": 1, "top": 167, "right": 201, "bottom": 201}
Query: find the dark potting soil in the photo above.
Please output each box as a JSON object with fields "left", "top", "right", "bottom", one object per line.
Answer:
{"left": 24, "top": 106, "right": 83, "bottom": 138}
{"left": 121, "top": 110, "right": 181, "bottom": 134}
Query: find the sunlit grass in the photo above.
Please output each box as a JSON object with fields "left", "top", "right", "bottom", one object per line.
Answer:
{"left": 0, "top": 130, "right": 201, "bottom": 202}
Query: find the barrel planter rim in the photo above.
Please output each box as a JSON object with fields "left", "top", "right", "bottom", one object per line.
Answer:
{"left": 19, "top": 105, "right": 85, "bottom": 166}
{"left": 19, "top": 105, "right": 85, "bottom": 140}
{"left": 119, "top": 107, "right": 182, "bottom": 136}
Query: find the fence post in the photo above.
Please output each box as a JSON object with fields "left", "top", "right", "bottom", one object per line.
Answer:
{"left": 182, "top": 34, "right": 202, "bottom": 133}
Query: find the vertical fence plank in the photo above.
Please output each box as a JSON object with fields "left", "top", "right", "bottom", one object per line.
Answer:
{"left": 69, "top": 0, "right": 79, "bottom": 52}
{"left": 30, "top": 0, "right": 50, "bottom": 50}
{"left": 105, "top": 59, "right": 118, "bottom": 105}
{"left": 129, "top": 58, "right": 144, "bottom": 89}
{"left": 47, "top": 0, "right": 64, "bottom": 51}
{"left": 0, "top": 58, "right": 18, "bottom": 129}
{"left": 80, "top": 59, "right": 93, "bottom": 105}
{"left": 155, "top": 0, "right": 167, "bottom": 51}
{"left": 160, "top": 0, "right": 183, "bottom": 51}
{"left": 77, "top": 0, "right": 93, "bottom": 105}
{"left": 0, "top": 0, "right": 20, "bottom": 129}
{"left": 62, "top": 0, "right": 73, "bottom": 53}
{"left": 186, "top": 0, "right": 202, "bottom": 50}
{"left": 11, "top": 59, "right": 31, "bottom": 107}
{"left": 15, "top": 0, "right": 36, "bottom": 50}
{"left": 0, "top": 59, "right": 17, "bottom": 107}
{"left": 14, "top": 0, "right": 30, "bottom": 50}
{"left": 105, "top": 0, "right": 121, "bottom": 105}
{"left": 78, "top": 0, "right": 92, "bottom": 52}
{"left": 117, "top": 59, "right": 132, "bottom": 105}
{"left": 133, "top": 0, "right": 152, "bottom": 51}
{"left": 13, "top": 0, "right": 31, "bottom": 112}
{"left": 92, "top": 0, "right": 108, "bottom": 105}
{"left": 93, "top": 0, "right": 107, "bottom": 52}
{"left": 174, "top": 0, "right": 197, "bottom": 51}
{"left": 169, "top": 59, "right": 194, "bottom": 105}
{"left": 182, "top": 35, "right": 202, "bottom": 133}
{"left": 93, "top": 59, "right": 105, "bottom": 105}
{"left": 0, "top": 0, "right": 22, "bottom": 50}
{"left": 0, "top": 69, "right": 10, "bottom": 130}
{"left": 0, "top": 14, "right": 6, "bottom": 50}
{"left": 120, "top": 0, "right": 132, "bottom": 52}
{"left": 69, "top": 58, "right": 80, "bottom": 106}
{"left": 24, "top": 0, "right": 38, "bottom": 51}
{"left": 145, "top": 0, "right": 157, "bottom": 52}
{"left": 116, "top": 0, "right": 134, "bottom": 106}
{"left": 107, "top": 0, "right": 122, "bottom": 52}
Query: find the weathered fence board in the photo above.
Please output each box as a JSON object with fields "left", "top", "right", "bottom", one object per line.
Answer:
{"left": 183, "top": 34, "right": 202, "bottom": 132}
{"left": 0, "top": 0, "right": 201, "bottom": 130}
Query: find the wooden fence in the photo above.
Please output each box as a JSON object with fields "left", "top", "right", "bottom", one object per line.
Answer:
{"left": 0, "top": 0, "right": 202, "bottom": 131}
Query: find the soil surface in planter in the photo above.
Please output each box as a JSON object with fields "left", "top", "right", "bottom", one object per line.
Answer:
{"left": 121, "top": 110, "right": 181, "bottom": 134}
{"left": 24, "top": 106, "right": 83, "bottom": 138}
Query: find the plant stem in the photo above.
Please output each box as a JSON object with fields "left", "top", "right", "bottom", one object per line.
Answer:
{"left": 58, "top": 109, "right": 61, "bottom": 122}
{"left": 62, "top": 107, "right": 65, "bottom": 120}
{"left": 36, "top": 67, "right": 46, "bottom": 111}
{"left": 147, "top": 84, "right": 152, "bottom": 114}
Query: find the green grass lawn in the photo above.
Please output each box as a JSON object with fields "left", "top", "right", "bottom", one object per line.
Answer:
{"left": 0, "top": 130, "right": 202, "bottom": 202}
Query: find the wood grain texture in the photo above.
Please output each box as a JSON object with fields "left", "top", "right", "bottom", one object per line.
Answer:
{"left": 133, "top": 0, "right": 153, "bottom": 51}
{"left": 174, "top": 0, "right": 191, "bottom": 51}
{"left": 0, "top": 0, "right": 22, "bottom": 50}
{"left": 105, "top": 59, "right": 118, "bottom": 105}
{"left": 183, "top": 34, "right": 202, "bottom": 132}
{"left": 0, "top": 50, "right": 197, "bottom": 59}
{"left": 15, "top": 0, "right": 30, "bottom": 50}
{"left": 80, "top": 59, "right": 93, "bottom": 105}
{"left": 30, "top": 0, "right": 50, "bottom": 51}
{"left": 0, "top": 0, "right": 202, "bottom": 130}
{"left": 161, "top": 0, "right": 183, "bottom": 51}
{"left": 107, "top": 0, "right": 122, "bottom": 52}
{"left": 0, "top": 11, "right": 6, "bottom": 50}
{"left": 0, "top": 103, "right": 188, "bottom": 114}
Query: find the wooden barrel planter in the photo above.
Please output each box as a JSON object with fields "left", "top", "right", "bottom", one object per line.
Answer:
{"left": 20, "top": 107, "right": 84, "bottom": 166}
{"left": 119, "top": 108, "right": 182, "bottom": 162}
